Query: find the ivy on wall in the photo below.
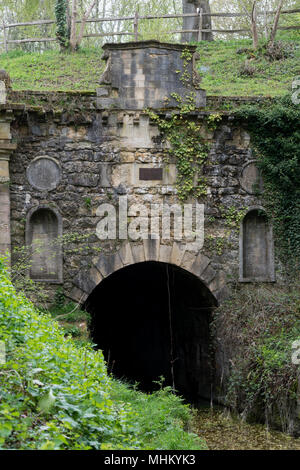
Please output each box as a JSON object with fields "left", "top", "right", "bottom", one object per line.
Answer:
{"left": 146, "top": 50, "right": 209, "bottom": 203}
{"left": 234, "top": 96, "right": 300, "bottom": 273}
{"left": 148, "top": 109, "right": 209, "bottom": 202}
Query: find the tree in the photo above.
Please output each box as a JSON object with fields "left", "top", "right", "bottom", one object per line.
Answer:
{"left": 182, "top": 0, "right": 213, "bottom": 42}
{"left": 268, "top": 0, "right": 284, "bottom": 47}
{"left": 54, "top": 0, "right": 97, "bottom": 52}
{"left": 69, "top": 0, "right": 97, "bottom": 52}
{"left": 251, "top": 1, "right": 259, "bottom": 48}
{"left": 55, "top": 0, "right": 69, "bottom": 50}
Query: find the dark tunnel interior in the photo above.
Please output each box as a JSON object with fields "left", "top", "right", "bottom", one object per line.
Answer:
{"left": 84, "top": 261, "right": 217, "bottom": 404}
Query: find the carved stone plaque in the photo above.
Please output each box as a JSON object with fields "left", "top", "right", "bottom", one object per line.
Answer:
{"left": 240, "top": 161, "right": 264, "bottom": 194}
{"left": 139, "top": 168, "right": 163, "bottom": 181}
{"left": 27, "top": 157, "right": 61, "bottom": 191}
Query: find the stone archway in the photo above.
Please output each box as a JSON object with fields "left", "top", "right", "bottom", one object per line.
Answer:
{"left": 84, "top": 260, "right": 218, "bottom": 402}
{"left": 68, "top": 240, "right": 228, "bottom": 402}
{"left": 69, "top": 240, "right": 228, "bottom": 305}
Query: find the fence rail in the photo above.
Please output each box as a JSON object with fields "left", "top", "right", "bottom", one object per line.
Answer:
{"left": 1, "top": 8, "right": 299, "bottom": 51}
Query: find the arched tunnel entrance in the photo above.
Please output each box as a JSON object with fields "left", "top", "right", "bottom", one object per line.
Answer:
{"left": 84, "top": 261, "right": 217, "bottom": 404}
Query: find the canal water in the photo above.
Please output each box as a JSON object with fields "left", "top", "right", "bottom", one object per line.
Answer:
{"left": 194, "top": 408, "right": 300, "bottom": 450}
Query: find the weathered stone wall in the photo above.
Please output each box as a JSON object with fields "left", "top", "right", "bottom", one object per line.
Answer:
{"left": 98, "top": 41, "right": 205, "bottom": 110}
{"left": 8, "top": 98, "right": 268, "bottom": 303}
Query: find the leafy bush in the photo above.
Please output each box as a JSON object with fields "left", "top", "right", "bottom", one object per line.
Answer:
{"left": 213, "top": 283, "right": 300, "bottom": 434}
{"left": 110, "top": 380, "right": 206, "bottom": 450}
{"left": 0, "top": 259, "right": 205, "bottom": 450}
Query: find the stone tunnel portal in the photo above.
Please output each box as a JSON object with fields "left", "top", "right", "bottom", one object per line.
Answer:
{"left": 84, "top": 261, "right": 217, "bottom": 404}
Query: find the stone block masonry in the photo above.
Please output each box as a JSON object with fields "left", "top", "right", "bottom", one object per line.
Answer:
{"left": 1, "top": 41, "right": 276, "bottom": 303}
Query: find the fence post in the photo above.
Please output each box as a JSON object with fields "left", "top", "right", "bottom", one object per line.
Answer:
{"left": 264, "top": 9, "right": 268, "bottom": 39}
{"left": 198, "top": 8, "right": 203, "bottom": 42}
{"left": 134, "top": 11, "right": 139, "bottom": 41}
{"left": 2, "top": 22, "right": 8, "bottom": 53}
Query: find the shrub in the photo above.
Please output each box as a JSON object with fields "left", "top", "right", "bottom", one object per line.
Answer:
{"left": 0, "top": 259, "right": 205, "bottom": 450}
{"left": 212, "top": 283, "right": 300, "bottom": 434}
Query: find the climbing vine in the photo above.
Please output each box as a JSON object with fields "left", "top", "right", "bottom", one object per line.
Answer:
{"left": 234, "top": 95, "right": 300, "bottom": 273}
{"left": 146, "top": 50, "right": 209, "bottom": 203}
{"left": 55, "top": 0, "right": 69, "bottom": 50}
{"left": 205, "top": 206, "right": 247, "bottom": 256}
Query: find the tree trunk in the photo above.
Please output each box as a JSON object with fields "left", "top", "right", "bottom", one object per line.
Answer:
{"left": 70, "top": 0, "right": 78, "bottom": 52}
{"left": 182, "top": 0, "right": 212, "bottom": 43}
{"left": 269, "top": 0, "right": 284, "bottom": 48}
{"left": 199, "top": 1, "right": 213, "bottom": 41}
{"left": 251, "top": 1, "right": 258, "bottom": 49}
{"left": 182, "top": 0, "right": 197, "bottom": 43}
{"left": 76, "top": 1, "right": 96, "bottom": 49}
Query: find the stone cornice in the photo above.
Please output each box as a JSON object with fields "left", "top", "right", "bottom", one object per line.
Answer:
{"left": 102, "top": 40, "right": 197, "bottom": 53}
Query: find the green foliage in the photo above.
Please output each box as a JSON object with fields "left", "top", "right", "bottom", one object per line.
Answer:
{"left": 0, "top": 48, "right": 104, "bottom": 91}
{"left": 147, "top": 110, "right": 209, "bottom": 202}
{"left": 205, "top": 206, "right": 247, "bottom": 256}
{"left": 146, "top": 54, "right": 209, "bottom": 202}
{"left": 1, "top": 36, "right": 299, "bottom": 94}
{"left": 110, "top": 381, "right": 207, "bottom": 450}
{"left": 53, "top": 287, "right": 65, "bottom": 309}
{"left": 234, "top": 95, "right": 300, "bottom": 272}
{"left": 84, "top": 197, "right": 92, "bottom": 209}
{"left": 0, "top": 260, "right": 204, "bottom": 450}
{"left": 196, "top": 38, "right": 300, "bottom": 97}
{"left": 55, "top": 0, "right": 69, "bottom": 50}
{"left": 213, "top": 283, "right": 300, "bottom": 433}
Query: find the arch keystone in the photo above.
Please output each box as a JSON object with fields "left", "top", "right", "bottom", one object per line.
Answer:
{"left": 143, "top": 238, "right": 159, "bottom": 261}
{"left": 159, "top": 244, "right": 172, "bottom": 264}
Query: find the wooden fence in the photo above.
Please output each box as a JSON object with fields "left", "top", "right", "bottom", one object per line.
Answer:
{"left": 1, "top": 8, "right": 300, "bottom": 52}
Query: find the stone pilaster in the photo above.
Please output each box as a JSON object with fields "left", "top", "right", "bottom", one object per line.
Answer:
{"left": 0, "top": 105, "right": 17, "bottom": 260}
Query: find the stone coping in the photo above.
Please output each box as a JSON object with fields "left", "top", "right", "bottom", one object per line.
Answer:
{"left": 102, "top": 40, "right": 198, "bottom": 52}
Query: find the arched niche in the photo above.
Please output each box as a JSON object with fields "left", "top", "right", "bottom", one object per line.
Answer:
{"left": 239, "top": 207, "right": 275, "bottom": 282}
{"left": 26, "top": 206, "right": 63, "bottom": 282}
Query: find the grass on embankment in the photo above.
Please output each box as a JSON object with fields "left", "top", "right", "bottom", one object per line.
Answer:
{"left": 196, "top": 38, "right": 300, "bottom": 97}
{"left": 0, "top": 260, "right": 206, "bottom": 450}
{"left": 0, "top": 48, "right": 103, "bottom": 92}
{"left": 0, "top": 37, "right": 299, "bottom": 96}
